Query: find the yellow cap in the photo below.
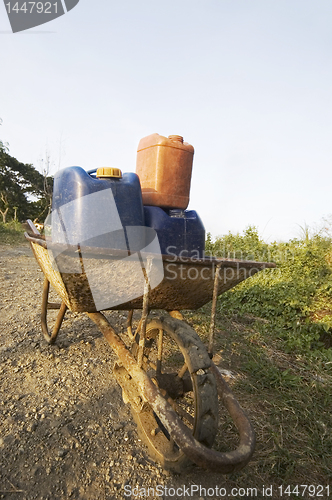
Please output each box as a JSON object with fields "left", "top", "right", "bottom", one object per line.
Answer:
{"left": 96, "top": 167, "right": 122, "bottom": 178}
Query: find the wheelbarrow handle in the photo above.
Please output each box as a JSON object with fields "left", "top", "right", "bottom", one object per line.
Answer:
{"left": 88, "top": 312, "right": 255, "bottom": 474}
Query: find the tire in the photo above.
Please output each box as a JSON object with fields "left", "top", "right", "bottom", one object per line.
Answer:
{"left": 131, "top": 316, "right": 219, "bottom": 472}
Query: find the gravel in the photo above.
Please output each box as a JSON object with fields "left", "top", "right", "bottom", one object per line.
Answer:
{"left": 0, "top": 244, "right": 234, "bottom": 500}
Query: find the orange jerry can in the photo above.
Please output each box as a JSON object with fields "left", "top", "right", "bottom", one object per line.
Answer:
{"left": 136, "top": 133, "right": 194, "bottom": 210}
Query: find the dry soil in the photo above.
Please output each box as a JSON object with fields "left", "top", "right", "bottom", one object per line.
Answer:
{"left": 0, "top": 244, "right": 249, "bottom": 500}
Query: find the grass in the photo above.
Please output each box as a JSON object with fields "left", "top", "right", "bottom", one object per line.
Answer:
{"left": 186, "top": 305, "right": 332, "bottom": 492}
{"left": 0, "top": 221, "right": 27, "bottom": 245}
{"left": 182, "top": 226, "right": 332, "bottom": 490}
{"left": 207, "top": 226, "right": 332, "bottom": 358}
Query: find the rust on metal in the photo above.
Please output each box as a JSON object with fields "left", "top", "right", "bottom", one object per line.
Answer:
{"left": 25, "top": 227, "right": 276, "bottom": 313}
{"left": 137, "top": 257, "right": 152, "bottom": 367}
{"left": 156, "top": 326, "right": 163, "bottom": 376}
{"left": 25, "top": 219, "right": 262, "bottom": 473}
{"left": 126, "top": 310, "right": 135, "bottom": 340}
{"left": 208, "top": 261, "right": 222, "bottom": 357}
{"left": 168, "top": 310, "right": 184, "bottom": 320}
{"left": 113, "top": 362, "right": 148, "bottom": 413}
{"left": 88, "top": 311, "right": 255, "bottom": 473}
{"left": 41, "top": 278, "right": 67, "bottom": 344}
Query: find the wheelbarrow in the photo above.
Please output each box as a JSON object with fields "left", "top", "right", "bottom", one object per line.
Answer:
{"left": 25, "top": 219, "right": 275, "bottom": 474}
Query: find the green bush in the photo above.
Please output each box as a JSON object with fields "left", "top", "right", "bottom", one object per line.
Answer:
{"left": 208, "top": 227, "right": 332, "bottom": 359}
{"left": 0, "top": 221, "right": 26, "bottom": 245}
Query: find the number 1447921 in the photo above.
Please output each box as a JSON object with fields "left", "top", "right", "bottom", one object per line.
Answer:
{"left": 6, "top": 2, "right": 59, "bottom": 14}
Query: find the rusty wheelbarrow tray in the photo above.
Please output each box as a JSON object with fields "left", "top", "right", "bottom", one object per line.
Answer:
{"left": 25, "top": 220, "right": 276, "bottom": 474}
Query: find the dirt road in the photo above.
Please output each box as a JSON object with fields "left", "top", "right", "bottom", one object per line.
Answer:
{"left": 0, "top": 244, "right": 249, "bottom": 500}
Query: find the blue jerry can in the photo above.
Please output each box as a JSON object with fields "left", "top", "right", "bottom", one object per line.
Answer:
{"left": 144, "top": 206, "right": 205, "bottom": 258}
{"left": 50, "top": 166, "right": 145, "bottom": 252}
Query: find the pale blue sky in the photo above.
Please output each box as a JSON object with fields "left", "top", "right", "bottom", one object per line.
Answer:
{"left": 1, "top": 0, "right": 331, "bottom": 241}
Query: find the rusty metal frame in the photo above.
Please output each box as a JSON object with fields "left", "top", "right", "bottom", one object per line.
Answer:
{"left": 41, "top": 278, "right": 67, "bottom": 344}
{"left": 126, "top": 310, "right": 135, "bottom": 340}
{"left": 137, "top": 257, "right": 152, "bottom": 367}
{"left": 208, "top": 261, "right": 222, "bottom": 357}
{"left": 26, "top": 219, "right": 257, "bottom": 472}
{"left": 88, "top": 311, "right": 255, "bottom": 473}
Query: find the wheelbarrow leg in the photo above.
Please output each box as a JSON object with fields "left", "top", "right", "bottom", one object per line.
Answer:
{"left": 41, "top": 278, "right": 67, "bottom": 344}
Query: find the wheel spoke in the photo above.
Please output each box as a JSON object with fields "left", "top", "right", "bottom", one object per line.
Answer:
{"left": 156, "top": 328, "right": 163, "bottom": 376}
{"left": 130, "top": 317, "right": 219, "bottom": 471}
{"left": 169, "top": 437, "right": 176, "bottom": 451}
{"left": 167, "top": 396, "right": 195, "bottom": 426}
{"left": 177, "top": 363, "right": 188, "bottom": 379}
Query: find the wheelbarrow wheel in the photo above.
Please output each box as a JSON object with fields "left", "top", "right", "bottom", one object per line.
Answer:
{"left": 131, "top": 316, "right": 219, "bottom": 472}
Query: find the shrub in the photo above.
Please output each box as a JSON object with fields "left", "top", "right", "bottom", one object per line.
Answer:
{"left": 0, "top": 221, "right": 26, "bottom": 245}
{"left": 208, "top": 227, "right": 332, "bottom": 358}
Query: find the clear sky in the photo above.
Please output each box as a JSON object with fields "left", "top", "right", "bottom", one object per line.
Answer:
{"left": 1, "top": 0, "right": 331, "bottom": 242}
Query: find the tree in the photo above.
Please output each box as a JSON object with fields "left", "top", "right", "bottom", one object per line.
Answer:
{"left": 0, "top": 141, "right": 53, "bottom": 222}
{"left": 0, "top": 192, "right": 9, "bottom": 223}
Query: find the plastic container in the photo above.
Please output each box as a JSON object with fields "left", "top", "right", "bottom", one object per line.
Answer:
{"left": 136, "top": 133, "right": 194, "bottom": 210}
{"left": 144, "top": 206, "right": 205, "bottom": 258}
{"left": 51, "top": 166, "right": 145, "bottom": 251}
